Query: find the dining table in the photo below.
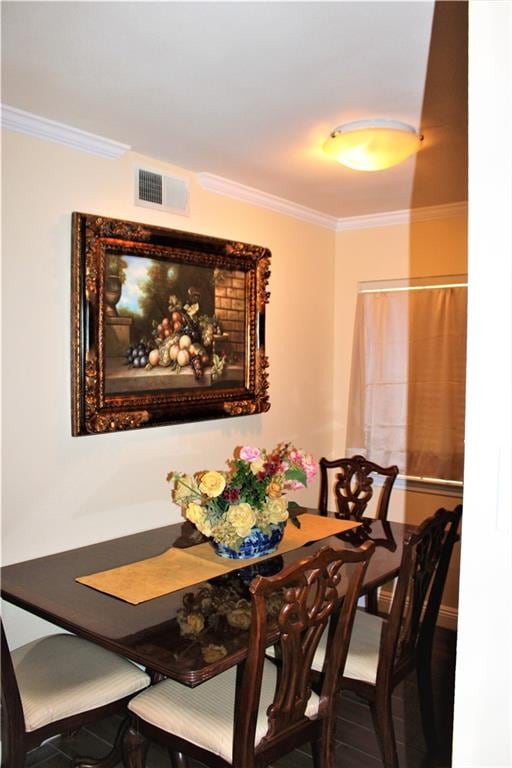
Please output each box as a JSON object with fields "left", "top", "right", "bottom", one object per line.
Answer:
{"left": 1, "top": 510, "right": 414, "bottom": 766}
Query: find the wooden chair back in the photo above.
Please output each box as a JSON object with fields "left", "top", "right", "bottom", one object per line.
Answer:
{"left": 319, "top": 454, "right": 399, "bottom": 521}
{"left": 378, "top": 505, "right": 462, "bottom": 684}
{"left": 233, "top": 541, "right": 374, "bottom": 766}
{"left": 1, "top": 620, "right": 27, "bottom": 762}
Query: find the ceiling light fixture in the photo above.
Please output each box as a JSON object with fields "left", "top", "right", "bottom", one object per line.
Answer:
{"left": 323, "top": 119, "right": 423, "bottom": 172}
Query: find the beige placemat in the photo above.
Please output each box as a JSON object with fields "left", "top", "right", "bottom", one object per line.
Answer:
{"left": 76, "top": 514, "right": 359, "bottom": 604}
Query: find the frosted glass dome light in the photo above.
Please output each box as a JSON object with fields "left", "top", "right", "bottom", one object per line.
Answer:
{"left": 323, "top": 119, "right": 423, "bottom": 171}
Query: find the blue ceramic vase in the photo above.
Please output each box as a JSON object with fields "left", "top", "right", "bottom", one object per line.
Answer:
{"left": 212, "top": 521, "right": 286, "bottom": 560}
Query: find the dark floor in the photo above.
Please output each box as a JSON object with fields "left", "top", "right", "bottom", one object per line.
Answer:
{"left": 25, "top": 628, "right": 456, "bottom": 768}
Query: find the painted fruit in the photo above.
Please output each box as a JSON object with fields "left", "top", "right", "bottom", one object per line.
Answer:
{"left": 170, "top": 344, "right": 180, "bottom": 361}
{"left": 179, "top": 335, "right": 192, "bottom": 349}
{"left": 176, "top": 349, "right": 190, "bottom": 367}
{"left": 161, "top": 318, "right": 170, "bottom": 328}
{"left": 148, "top": 349, "right": 160, "bottom": 366}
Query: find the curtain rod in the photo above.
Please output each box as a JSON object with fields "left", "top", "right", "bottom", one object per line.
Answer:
{"left": 360, "top": 282, "right": 468, "bottom": 294}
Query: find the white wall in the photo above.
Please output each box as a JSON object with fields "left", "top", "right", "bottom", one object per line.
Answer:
{"left": 1, "top": 130, "right": 335, "bottom": 646}
{"left": 453, "top": 2, "right": 512, "bottom": 765}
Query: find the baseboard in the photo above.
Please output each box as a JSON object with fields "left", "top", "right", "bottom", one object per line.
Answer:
{"left": 377, "top": 590, "right": 458, "bottom": 631}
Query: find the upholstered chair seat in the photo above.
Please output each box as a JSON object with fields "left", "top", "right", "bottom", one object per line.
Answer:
{"left": 12, "top": 633, "right": 151, "bottom": 732}
{"left": 129, "top": 662, "right": 319, "bottom": 764}
{"left": 310, "top": 609, "right": 384, "bottom": 685}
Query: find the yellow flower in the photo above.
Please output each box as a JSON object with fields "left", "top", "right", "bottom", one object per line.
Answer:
{"left": 267, "top": 481, "right": 282, "bottom": 499}
{"left": 198, "top": 517, "right": 214, "bottom": 537}
{"left": 227, "top": 502, "right": 257, "bottom": 538}
{"left": 265, "top": 497, "right": 289, "bottom": 524}
{"left": 250, "top": 458, "right": 265, "bottom": 476}
{"left": 185, "top": 502, "right": 205, "bottom": 527}
{"left": 199, "top": 471, "right": 226, "bottom": 498}
{"left": 185, "top": 503, "right": 214, "bottom": 537}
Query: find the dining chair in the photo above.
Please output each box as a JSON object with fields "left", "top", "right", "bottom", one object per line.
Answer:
{"left": 123, "top": 541, "right": 375, "bottom": 768}
{"left": 318, "top": 454, "right": 399, "bottom": 522}
{"left": 318, "top": 454, "right": 399, "bottom": 613}
{"left": 310, "top": 505, "right": 462, "bottom": 768}
{"left": 1, "top": 622, "right": 151, "bottom": 768}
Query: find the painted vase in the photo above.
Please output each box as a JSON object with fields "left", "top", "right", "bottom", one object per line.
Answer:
{"left": 212, "top": 521, "right": 286, "bottom": 560}
{"left": 104, "top": 274, "right": 122, "bottom": 317}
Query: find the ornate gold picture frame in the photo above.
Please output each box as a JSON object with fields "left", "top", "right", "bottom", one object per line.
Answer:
{"left": 71, "top": 213, "right": 271, "bottom": 435}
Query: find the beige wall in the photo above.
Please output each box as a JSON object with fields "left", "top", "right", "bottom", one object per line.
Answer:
{"left": 333, "top": 215, "right": 467, "bottom": 620}
{"left": 1, "top": 128, "right": 467, "bottom": 644}
{"left": 1, "top": 130, "right": 335, "bottom": 646}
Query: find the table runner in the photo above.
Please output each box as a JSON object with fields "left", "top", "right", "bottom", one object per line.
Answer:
{"left": 76, "top": 514, "right": 359, "bottom": 604}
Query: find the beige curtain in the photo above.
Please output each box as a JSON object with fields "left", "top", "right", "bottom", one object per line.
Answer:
{"left": 346, "top": 285, "right": 467, "bottom": 481}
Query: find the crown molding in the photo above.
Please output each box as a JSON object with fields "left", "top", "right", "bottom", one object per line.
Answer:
{"left": 197, "top": 172, "right": 339, "bottom": 231}
{"left": 1, "top": 104, "right": 130, "bottom": 159}
{"left": 336, "top": 201, "right": 468, "bottom": 231}
{"left": 198, "top": 173, "right": 467, "bottom": 232}
{"left": 1, "top": 106, "right": 466, "bottom": 228}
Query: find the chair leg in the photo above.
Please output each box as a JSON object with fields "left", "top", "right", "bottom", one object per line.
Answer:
{"left": 311, "top": 719, "right": 336, "bottom": 768}
{"left": 370, "top": 693, "right": 399, "bottom": 768}
{"left": 123, "top": 725, "right": 149, "bottom": 768}
{"left": 416, "top": 650, "right": 439, "bottom": 756}
{"left": 168, "top": 750, "right": 190, "bottom": 768}
{"left": 1, "top": 743, "right": 26, "bottom": 768}
{"left": 74, "top": 716, "right": 129, "bottom": 768}
{"left": 365, "top": 588, "right": 379, "bottom": 615}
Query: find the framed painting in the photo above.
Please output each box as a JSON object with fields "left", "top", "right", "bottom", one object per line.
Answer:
{"left": 71, "top": 213, "right": 271, "bottom": 435}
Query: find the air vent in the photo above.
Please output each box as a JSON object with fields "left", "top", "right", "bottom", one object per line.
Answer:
{"left": 134, "top": 166, "right": 189, "bottom": 215}
{"left": 139, "top": 169, "right": 163, "bottom": 205}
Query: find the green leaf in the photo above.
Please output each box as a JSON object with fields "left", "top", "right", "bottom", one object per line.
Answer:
{"left": 290, "top": 515, "right": 301, "bottom": 529}
{"left": 287, "top": 500, "right": 301, "bottom": 510}
{"left": 284, "top": 467, "right": 307, "bottom": 486}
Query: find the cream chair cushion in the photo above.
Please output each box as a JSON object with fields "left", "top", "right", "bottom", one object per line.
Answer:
{"left": 307, "top": 609, "right": 384, "bottom": 684}
{"left": 12, "top": 633, "right": 151, "bottom": 732}
{"left": 128, "top": 659, "right": 320, "bottom": 763}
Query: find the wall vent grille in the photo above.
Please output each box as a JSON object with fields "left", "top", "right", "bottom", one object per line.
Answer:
{"left": 139, "top": 170, "right": 163, "bottom": 205}
{"left": 134, "top": 167, "right": 189, "bottom": 215}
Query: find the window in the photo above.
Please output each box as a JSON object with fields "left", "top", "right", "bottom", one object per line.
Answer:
{"left": 346, "top": 276, "right": 467, "bottom": 483}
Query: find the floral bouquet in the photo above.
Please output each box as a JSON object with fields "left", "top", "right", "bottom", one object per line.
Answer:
{"left": 168, "top": 443, "right": 317, "bottom": 559}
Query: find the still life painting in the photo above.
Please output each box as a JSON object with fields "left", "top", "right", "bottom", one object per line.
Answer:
{"left": 71, "top": 213, "right": 271, "bottom": 435}
{"left": 104, "top": 254, "right": 244, "bottom": 394}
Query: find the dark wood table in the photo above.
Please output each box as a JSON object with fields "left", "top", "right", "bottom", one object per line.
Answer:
{"left": 1, "top": 512, "right": 413, "bottom": 687}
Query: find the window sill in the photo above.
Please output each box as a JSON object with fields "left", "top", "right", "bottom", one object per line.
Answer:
{"left": 374, "top": 475, "right": 463, "bottom": 498}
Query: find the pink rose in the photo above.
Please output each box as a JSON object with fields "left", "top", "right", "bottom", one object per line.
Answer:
{"left": 302, "top": 453, "right": 318, "bottom": 483}
{"left": 240, "top": 446, "right": 261, "bottom": 462}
